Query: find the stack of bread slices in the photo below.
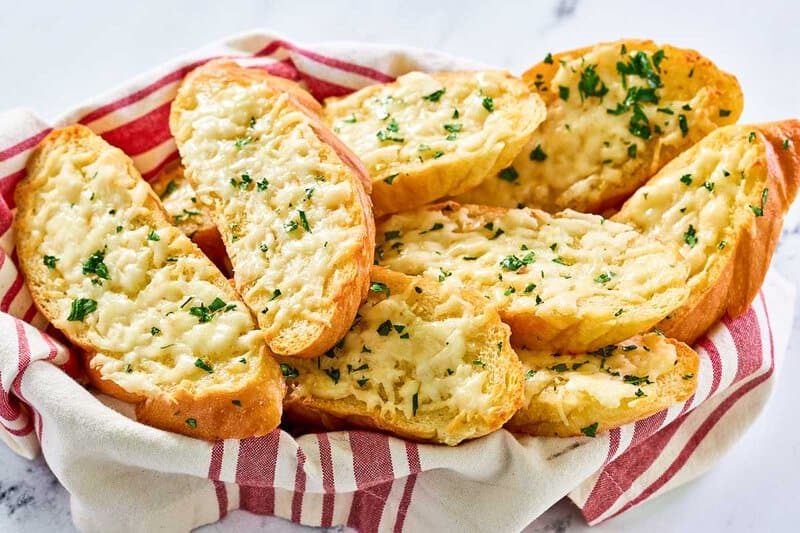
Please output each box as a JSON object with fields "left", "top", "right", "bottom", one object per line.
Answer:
{"left": 15, "top": 39, "right": 799, "bottom": 444}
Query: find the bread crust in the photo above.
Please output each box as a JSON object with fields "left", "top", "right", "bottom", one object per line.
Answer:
{"left": 506, "top": 335, "right": 699, "bottom": 437}
{"left": 615, "top": 120, "right": 800, "bottom": 343}
{"left": 323, "top": 71, "right": 546, "bottom": 216}
{"left": 170, "top": 60, "right": 375, "bottom": 358}
{"left": 15, "top": 125, "right": 285, "bottom": 441}
{"left": 455, "top": 39, "right": 743, "bottom": 213}
{"left": 281, "top": 267, "right": 525, "bottom": 446}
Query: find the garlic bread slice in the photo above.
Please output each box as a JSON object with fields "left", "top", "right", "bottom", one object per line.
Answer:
{"left": 322, "top": 71, "right": 545, "bottom": 215}
{"left": 614, "top": 121, "right": 800, "bottom": 343}
{"left": 149, "top": 161, "right": 230, "bottom": 275}
{"left": 455, "top": 39, "right": 742, "bottom": 213}
{"left": 506, "top": 334, "right": 698, "bottom": 437}
{"left": 280, "top": 267, "right": 524, "bottom": 446}
{"left": 376, "top": 202, "right": 690, "bottom": 353}
{"left": 14, "top": 125, "right": 284, "bottom": 441}
{"left": 170, "top": 60, "right": 375, "bottom": 357}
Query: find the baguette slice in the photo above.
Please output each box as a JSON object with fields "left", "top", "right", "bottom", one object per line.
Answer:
{"left": 170, "top": 60, "right": 375, "bottom": 357}
{"left": 322, "top": 71, "right": 546, "bottom": 215}
{"left": 149, "top": 161, "right": 230, "bottom": 275}
{"left": 375, "top": 202, "right": 690, "bottom": 353}
{"left": 506, "top": 334, "right": 698, "bottom": 437}
{"left": 14, "top": 125, "right": 284, "bottom": 440}
{"left": 614, "top": 121, "right": 800, "bottom": 343}
{"left": 280, "top": 266, "right": 524, "bottom": 446}
{"left": 455, "top": 39, "right": 742, "bottom": 213}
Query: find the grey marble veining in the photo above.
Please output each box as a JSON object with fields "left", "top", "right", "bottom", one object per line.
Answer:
{"left": 1, "top": 0, "right": 798, "bottom": 532}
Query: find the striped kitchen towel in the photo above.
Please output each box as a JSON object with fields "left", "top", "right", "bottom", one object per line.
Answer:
{"left": 0, "top": 31, "right": 795, "bottom": 533}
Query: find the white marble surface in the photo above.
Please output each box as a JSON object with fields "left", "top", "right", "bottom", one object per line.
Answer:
{"left": 1, "top": 0, "right": 798, "bottom": 531}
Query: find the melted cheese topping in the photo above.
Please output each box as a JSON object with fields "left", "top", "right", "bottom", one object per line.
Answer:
{"left": 518, "top": 334, "right": 677, "bottom": 425}
{"left": 456, "top": 43, "right": 730, "bottom": 211}
{"left": 27, "top": 140, "right": 265, "bottom": 395}
{"left": 282, "top": 283, "right": 494, "bottom": 421}
{"left": 616, "top": 126, "right": 765, "bottom": 292}
{"left": 150, "top": 163, "right": 214, "bottom": 238}
{"left": 173, "top": 82, "right": 366, "bottom": 343}
{"left": 376, "top": 206, "right": 687, "bottom": 325}
{"left": 322, "top": 71, "right": 539, "bottom": 185}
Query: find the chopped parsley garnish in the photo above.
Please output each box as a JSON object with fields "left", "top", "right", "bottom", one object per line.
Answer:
{"left": 552, "top": 257, "right": 569, "bottom": 266}
{"left": 635, "top": 388, "right": 646, "bottom": 397}
{"left": 718, "top": 241, "right": 727, "bottom": 250}
{"left": 443, "top": 123, "right": 462, "bottom": 133}
{"left": 558, "top": 86, "right": 570, "bottom": 101}
{"left": 628, "top": 104, "right": 651, "bottom": 140}
{"left": 499, "top": 252, "right": 535, "bottom": 271}
{"left": 623, "top": 374, "right": 652, "bottom": 386}
{"left": 235, "top": 136, "right": 253, "bottom": 148}
{"left": 472, "top": 359, "right": 486, "bottom": 367}
{"left": 628, "top": 144, "right": 637, "bottom": 158}
{"left": 581, "top": 422, "right": 598, "bottom": 438}
{"left": 616, "top": 51, "right": 663, "bottom": 89}
{"left": 324, "top": 368, "right": 340, "bottom": 384}
{"left": 194, "top": 358, "right": 214, "bottom": 373}
{"left": 421, "top": 222, "right": 444, "bottom": 233}
{"left": 116, "top": 226, "right": 123, "bottom": 233}
{"left": 498, "top": 166, "right": 519, "bottom": 182}
{"left": 298, "top": 210, "right": 311, "bottom": 232}
{"left": 186, "top": 418, "right": 197, "bottom": 429}
{"left": 656, "top": 107, "right": 673, "bottom": 115}
{"left": 82, "top": 250, "right": 111, "bottom": 280}
{"left": 594, "top": 272, "right": 616, "bottom": 284}
{"left": 423, "top": 88, "right": 445, "bottom": 102}
{"left": 284, "top": 220, "right": 299, "bottom": 232}
{"left": 550, "top": 363, "right": 568, "bottom": 372}
{"left": 535, "top": 294, "right": 543, "bottom": 305}
{"left": 652, "top": 49, "right": 666, "bottom": 71}
{"left": 749, "top": 187, "right": 768, "bottom": 216}
{"left": 67, "top": 298, "right": 97, "bottom": 321}
{"left": 719, "top": 109, "right": 732, "bottom": 117}
{"left": 678, "top": 114, "right": 689, "bottom": 137}
{"left": 232, "top": 400, "right": 242, "bottom": 406}
{"left": 622, "top": 344, "right": 638, "bottom": 352}
{"left": 369, "top": 282, "right": 390, "bottom": 296}
{"left": 418, "top": 144, "right": 430, "bottom": 152}
{"left": 703, "top": 181, "right": 715, "bottom": 192}
{"left": 680, "top": 174, "right": 693, "bottom": 186}
{"left": 280, "top": 364, "right": 299, "bottom": 379}
{"left": 377, "top": 320, "right": 393, "bottom": 336}
{"left": 748, "top": 131, "right": 756, "bottom": 143}
{"left": 524, "top": 283, "right": 536, "bottom": 293}
{"left": 615, "top": 308, "right": 625, "bottom": 317}
{"left": 150, "top": 327, "right": 161, "bottom": 336}
{"left": 384, "top": 230, "right": 401, "bottom": 241}
{"left": 432, "top": 150, "right": 444, "bottom": 158}
{"left": 683, "top": 224, "right": 698, "bottom": 248}
{"left": 504, "top": 286, "right": 516, "bottom": 296}
{"left": 147, "top": 231, "right": 160, "bottom": 241}
{"left": 383, "top": 174, "right": 398, "bottom": 185}
{"left": 412, "top": 392, "right": 419, "bottom": 416}
{"left": 343, "top": 114, "right": 357, "bottom": 124}
{"left": 525, "top": 369, "right": 537, "bottom": 379}
{"left": 414, "top": 287, "right": 423, "bottom": 294}
{"left": 189, "top": 297, "right": 230, "bottom": 323}
{"left": 530, "top": 144, "right": 547, "bottom": 161}
{"left": 160, "top": 180, "right": 178, "bottom": 199}
{"left": 269, "top": 289, "right": 282, "bottom": 301}
{"left": 376, "top": 118, "right": 404, "bottom": 143}
{"left": 482, "top": 96, "right": 494, "bottom": 112}
{"left": 544, "top": 52, "right": 553, "bottom": 64}
{"left": 682, "top": 373, "right": 695, "bottom": 380}
{"left": 783, "top": 139, "right": 790, "bottom": 150}
{"left": 43, "top": 255, "right": 59, "bottom": 270}
{"left": 249, "top": 116, "right": 257, "bottom": 128}
{"left": 438, "top": 268, "right": 452, "bottom": 282}
{"left": 578, "top": 64, "right": 608, "bottom": 100}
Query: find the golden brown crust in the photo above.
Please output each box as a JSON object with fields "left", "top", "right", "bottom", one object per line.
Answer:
{"left": 618, "top": 120, "right": 800, "bottom": 343}
{"left": 15, "top": 125, "right": 285, "bottom": 441}
{"left": 506, "top": 336, "right": 699, "bottom": 437}
{"left": 170, "top": 60, "right": 375, "bottom": 358}
{"left": 282, "top": 267, "right": 525, "bottom": 446}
